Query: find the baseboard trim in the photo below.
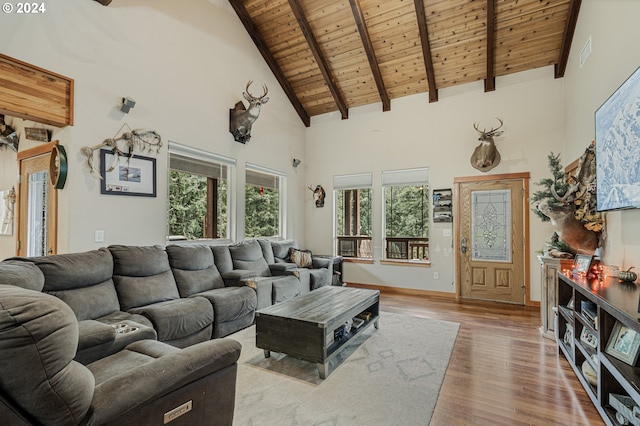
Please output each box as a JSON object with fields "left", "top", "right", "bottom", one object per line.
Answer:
{"left": 345, "top": 282, "right": 456, "bottom": 300}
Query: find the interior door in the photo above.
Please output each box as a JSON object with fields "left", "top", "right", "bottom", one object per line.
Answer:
{"left": 17, "top": 143, "right": 58, "bottom": 256}
{"left": 454, "top": 174, "right": 529, "bottom": 304}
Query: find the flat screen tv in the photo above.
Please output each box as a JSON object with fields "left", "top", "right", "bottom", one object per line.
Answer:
{"left": 595, "top": 65, "right": 640, "bottom": 211}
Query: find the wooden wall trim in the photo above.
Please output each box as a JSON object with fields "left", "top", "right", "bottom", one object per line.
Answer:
{"left": 0, "top": 54, "right": 74, "bottom": 127}
{"left": 454, "top": 171, "right": 530, "bottom": 183}
{"left": 346, "top": 282, "right": 456, "bottom": 300}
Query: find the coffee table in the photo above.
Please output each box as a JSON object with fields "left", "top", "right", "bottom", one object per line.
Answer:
{"left": 255, "top": 286, "right": 380, "bottom": 378}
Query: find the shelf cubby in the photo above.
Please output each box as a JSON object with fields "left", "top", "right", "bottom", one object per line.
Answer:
{"left": 556, "top": 272, "right": 640, "bottom": 425}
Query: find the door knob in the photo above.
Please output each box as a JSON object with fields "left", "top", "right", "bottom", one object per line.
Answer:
{"left": 461, "top": 237, "right": 467, "bottom": 254}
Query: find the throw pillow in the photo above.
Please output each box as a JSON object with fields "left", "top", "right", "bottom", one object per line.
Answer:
{"left": 289, "top": 248, "right": 312, "bottom": 268}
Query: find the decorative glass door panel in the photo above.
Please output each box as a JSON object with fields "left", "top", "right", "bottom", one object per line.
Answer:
{"left": 471, "top": 189, "right": 511, "bottom": 262}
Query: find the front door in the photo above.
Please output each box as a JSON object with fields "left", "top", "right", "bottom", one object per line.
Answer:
{"left": 454, "top": 173, "right": 530, "bottom": 304}
{"left": 17, "top": 143, "right": 58, "bottom": 256}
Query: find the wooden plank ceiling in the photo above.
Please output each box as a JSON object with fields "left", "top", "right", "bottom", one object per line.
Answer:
{"left": 230, "top": 0, "right": 581, "bottom": 126}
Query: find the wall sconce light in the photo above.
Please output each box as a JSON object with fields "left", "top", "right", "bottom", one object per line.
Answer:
{"left": 120, "top": 97, "right": 136, "bottom": 113}
{"left": 292, "top": 158, "right": 301, "bottom": 168}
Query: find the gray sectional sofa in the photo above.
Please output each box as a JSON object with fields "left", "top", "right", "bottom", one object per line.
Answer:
{"left": 0, "top": 238, "right": 336, "bottom": 425}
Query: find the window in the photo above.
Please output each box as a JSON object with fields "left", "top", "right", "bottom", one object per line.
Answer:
{"left": 382, "top": 168, "right": 429, "bottom": 261}
{"left": 168, "top": 143, "right": 234, "bottom": 240}
{"left": 245, "top": 164, "right": 285, "bottom": 238}
{"left": 334, "top": 173, "right": 372, "bottom": 259}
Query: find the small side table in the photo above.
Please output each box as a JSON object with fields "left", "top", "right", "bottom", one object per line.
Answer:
{"left": 315, "top": 255, "right": 344, "bottom": 286}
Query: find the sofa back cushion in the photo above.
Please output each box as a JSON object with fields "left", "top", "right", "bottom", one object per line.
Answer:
{"left": 0, "top": 260, "right": 45, "bottom": 291}
{"left": 270, "top": 239, "right": 297, "bottom": 263}
{"left": 0, "top": 285, "right": 95, "bottom": 425}
{"left": 211, "top": 244, "right": 234, "bottom": 273}
{"left": 109, "top": 245, "right": 180, "bottom": 311}
{"left": 11, "top": 248, "right": 120, "bottom": 321}
{"left": 257, "top": 239, "right": 276, "bottom": 264}
{"left": 228, "top": 240, "right": 271, "bottom": 277}
{"left": 166, "top": 244, "right": 225, "bottom": 297}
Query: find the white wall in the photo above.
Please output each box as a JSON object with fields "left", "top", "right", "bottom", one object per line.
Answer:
{"left": 305, "top": 67, "right": 564, "bottom": 300}
{"left": 563, "top": 0, "right": 640, "bottom": 271}
{"left": 0, "top": 0, "right": 306, "bottom": 258}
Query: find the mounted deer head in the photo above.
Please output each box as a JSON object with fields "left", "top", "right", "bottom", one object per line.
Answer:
{"left": 471, "top": 118, "right": 504, "bottom": 172}
{"left": 229, "top": 81, "right": 269, "bottom": 144}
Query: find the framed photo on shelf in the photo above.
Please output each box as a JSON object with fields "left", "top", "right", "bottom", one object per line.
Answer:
{"left": 573, "top": 254, "right": 593, "bottom": 275}
{"left": 605, "top": 321, "right": 640, "bottom": 366}
{"left": 100, "top": 149, "right": 157, "bottom": 197}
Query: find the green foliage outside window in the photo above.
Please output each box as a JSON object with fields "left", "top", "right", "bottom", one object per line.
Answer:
{"left": 336, "top": 188, "right": 372, "bottom": 236}
{"left": 385, "top": 185, "right": 429, "bottom": 237}
{"left": 168, "top": 170, "right": 227, "bottom": 239}
{"left": 245, "top": 185, "right": 279, "bottom": 237}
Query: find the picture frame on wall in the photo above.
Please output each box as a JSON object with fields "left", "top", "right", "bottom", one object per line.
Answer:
{"left": 100, "top": 149, "right": 157, "bottom": 197}
{"left": 606, "top": 321, "right": 640, "bottom": 366}
{"left": 573, "top": 254, "right": 592, "bottom": 275}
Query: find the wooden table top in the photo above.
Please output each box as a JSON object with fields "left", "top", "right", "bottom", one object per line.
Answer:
{"left": 256, "top": 286, "right": 379, "bottom": 325}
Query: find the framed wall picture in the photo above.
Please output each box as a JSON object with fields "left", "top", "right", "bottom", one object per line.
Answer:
{"left": 573, "top": 254, "right": 592, "bottom": 275}
{"left": 100, "top": 149, "right": 157, "bottom": 197}
{"left": 606, "top": 321, "right": 640, "bottom": 366}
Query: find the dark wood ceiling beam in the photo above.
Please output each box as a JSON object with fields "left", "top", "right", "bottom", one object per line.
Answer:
{"left": 555, "top": 0, "right": 582, "bottom": 78}
{"left": 414, "top": 0, "right": 438, "bottom": 103}
{"left": 228, "top": 0, "right": 311, "bottom": 127}
{"left": 484, "top": 0, "right": 496, "bottom": 92}
{"left": 348, "top": 0, "right": 391, "bottom": 112}
{"left": 288, "top": 0, "right": 349, "bottom": 120}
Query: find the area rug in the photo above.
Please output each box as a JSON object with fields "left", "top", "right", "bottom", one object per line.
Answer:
{"left": 231, "top": 312, "right": 460, "bottom": 426}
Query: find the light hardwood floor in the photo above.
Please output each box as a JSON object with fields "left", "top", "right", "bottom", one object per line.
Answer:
{"left": 378, "top": 291, "right": 604, "bottom": 425}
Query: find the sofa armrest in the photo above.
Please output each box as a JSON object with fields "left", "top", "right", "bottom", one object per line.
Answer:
{"left": 269, "top": 263, "right": 297, "bottom": 274}
{"left": 88, "top": 338, "right": 242, "bottom": 425}
{"left": 240, "top": 277, "right": 273, "bottom": 309}
{"left": 77, "top": 320, "right": 116, "bottom": 351}
{"left": 221, "top": 269, "right": 256, "bottom": 283}
{"left": 311, "top": 257, "right": 334, "bottom": 270}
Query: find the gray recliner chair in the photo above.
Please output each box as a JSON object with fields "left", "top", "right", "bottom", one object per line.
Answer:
{"left": 268, "top": 239, "right": 335, "bottom": 289}
{"left": 0, "top": 284, "right": 241, "bottom": 426}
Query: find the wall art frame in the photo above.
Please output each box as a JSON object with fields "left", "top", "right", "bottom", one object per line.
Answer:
{"left": 606, "top": 321, "right": 640, "bottom": 366}
{"left": 100, "top": 149, "right": 156, "bottom": 197}
{"left": 572, "top": 254, "right": 592, "bottom": 275}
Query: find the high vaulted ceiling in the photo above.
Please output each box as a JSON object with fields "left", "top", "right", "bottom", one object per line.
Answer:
{"left": 229, "top": 0, "right": 581, "bottom": 126}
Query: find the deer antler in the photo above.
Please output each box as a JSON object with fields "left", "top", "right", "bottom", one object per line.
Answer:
{"left": 473, "top": 118, "right": 504, "bottom": 137}
{"left": 245, "top": 80, "right": 268, "bottom": 100}
{"left": 81, "top": 129, "right": 162, "bottom": 180}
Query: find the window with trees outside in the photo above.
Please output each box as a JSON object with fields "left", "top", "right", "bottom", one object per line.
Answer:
{"left": 382, "top": 168, "right": 430, "bottom": 262}
{"left": 334, "top": 173, "right": 373, "bottom": 259}
{"left": 167, "top": 143, "right": 234, "bottom": 241}
{"left": 245, "top": 164, "right": 284, "bottom": 238}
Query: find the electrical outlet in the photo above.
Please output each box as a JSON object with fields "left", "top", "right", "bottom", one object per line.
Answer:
{"left": 95, "top": 230, "right": 104, "bottom": 243}
{"left": 434, "top": 272, "right": 439, "bottom": 280}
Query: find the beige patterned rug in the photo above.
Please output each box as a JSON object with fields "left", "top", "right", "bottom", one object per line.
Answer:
{"left": 231, "top": 311, "right": 459, "bottom": 426}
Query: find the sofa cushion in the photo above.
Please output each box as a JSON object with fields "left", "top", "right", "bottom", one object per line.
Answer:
{"left": 12, "top": 248, "right": 120, "bottom": 321}
{"left": 109, "top": 245, "right": 180, "bottom": 311}
{"left": 271, "top": 239, "right": 297, "bottom": 262}
{"left": 289, "top": 248, "right": 313, "bottom": 268}
{"left": 128, "top": 297, "right": 213, "bottom": 342}
{"left": 0, "top": 285, "right": 94, "bottom": 425}
{"left": 228, "top": 240, "right": 270, "bottom": 277}
{"left": 166, "top": 244, "right": 225, "bottom": 297}
{"left": 0, "top": 260, "right": 45, "bottom": 291}
{"left": 257, "top": 238, "right": 276, "bottom": 264}
{"left": 211, "top": 245, "right": 234, "bottom": 273}
{"left": 195, "top": 287, "right": 256, "bottom": 323}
